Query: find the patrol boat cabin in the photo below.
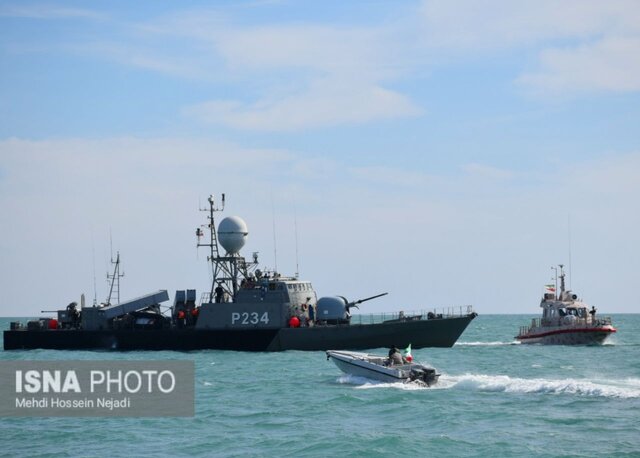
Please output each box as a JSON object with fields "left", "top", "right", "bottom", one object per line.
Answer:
{"left": 516, "top": 264, "right": 616, "bottom": 345}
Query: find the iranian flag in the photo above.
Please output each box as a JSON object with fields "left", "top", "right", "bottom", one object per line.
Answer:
{"left": 404, "top": 344, "right": 413, "bottom": 362}
{"left": 545, "top": 284, "right": 556, "bottom": 292}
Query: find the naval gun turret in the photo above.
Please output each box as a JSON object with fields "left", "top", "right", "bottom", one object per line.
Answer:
{"left": 316, "top": 292, "right": 388, "bottom": 324}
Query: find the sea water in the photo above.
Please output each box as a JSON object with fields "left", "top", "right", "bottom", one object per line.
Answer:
{"left": 1, "top": 314, "right": 639, "bottom": 457}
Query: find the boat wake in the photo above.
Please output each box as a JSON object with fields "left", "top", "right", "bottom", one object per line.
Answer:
{"left": 439, "top": 374, "right": 640, "bottom": 398}
{"left": 336, "top": 374, "right": 430, "bottom": 391}
{"left": 455, "top": 341, "right": 520, "bottom": 346}
{"left": 336, "top": 373, "right": 640, "bottom": 398}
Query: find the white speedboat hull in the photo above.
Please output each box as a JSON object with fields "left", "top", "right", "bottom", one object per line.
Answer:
{"left": 326, "top": 350, "right": 439, "bottom": 385}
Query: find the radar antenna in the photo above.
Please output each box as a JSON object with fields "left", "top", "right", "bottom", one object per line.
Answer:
{"left": 196, "top": 194, "right": 258, "bottom": 303}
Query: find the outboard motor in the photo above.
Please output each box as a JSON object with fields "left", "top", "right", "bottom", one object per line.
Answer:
{"left": 410, "top": 366, "right": 439, "bottom": 386}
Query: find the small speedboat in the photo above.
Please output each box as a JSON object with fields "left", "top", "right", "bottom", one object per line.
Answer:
{"left": 326, "top": 350, "right": 440, "bottom": 386}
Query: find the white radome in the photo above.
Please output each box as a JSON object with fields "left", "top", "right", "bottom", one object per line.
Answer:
{"left": 218, "top": 216, "right": 248, "bottom": 254}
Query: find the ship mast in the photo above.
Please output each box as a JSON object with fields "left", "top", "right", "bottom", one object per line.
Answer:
{"left": 196, "top": 194, "right": 256, "bottom": 303}
{"left": 558, "top": 264, "right": 566, "bottom": 297}
{"left": 106, "top": 251, "right": 124, "bottom": 305}
{"left": 197, "top": 194, "right": 224, "bottom": 299}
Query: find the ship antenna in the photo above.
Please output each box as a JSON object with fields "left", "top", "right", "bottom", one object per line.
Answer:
{"left": 106, "top": 250, "right": 124, "bottom": 305}
{"left": 294, "top": 201, "right": 299, "bottom": 279}
{"left": 91, "top": 229, "right": 98, "bottom": 306}
{"left": 271, "top": 192, "right": 278, "bottom": 274}
{"left": 197, "top": 194, "right": 225, "bottom": 300}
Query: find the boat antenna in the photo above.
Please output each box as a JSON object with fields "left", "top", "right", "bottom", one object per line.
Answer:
{"left": 568, "top": 213, "right": 572, "bottom": 290}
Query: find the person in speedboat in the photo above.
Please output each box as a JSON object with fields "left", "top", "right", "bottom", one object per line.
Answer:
{"left": 387, "top": 346, "right": 408, "bottom": 365}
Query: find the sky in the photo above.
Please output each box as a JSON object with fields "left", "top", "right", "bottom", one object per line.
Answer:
{"left": 1, "top": 0, "right": 639, "bottom": 316}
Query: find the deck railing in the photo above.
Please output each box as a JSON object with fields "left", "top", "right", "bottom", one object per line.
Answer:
{"left": 196, "top": 294, "right": 474, "bottom": 326}
{"left": 519, "top": 316, "right": 613, "bottom": 336}
{"left": 349, "top": 305, "right": 475, "bottom": 325}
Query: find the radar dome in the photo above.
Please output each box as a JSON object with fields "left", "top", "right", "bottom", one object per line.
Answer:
{"left": 218, "top": 216, "right": 248, "bottom": 254}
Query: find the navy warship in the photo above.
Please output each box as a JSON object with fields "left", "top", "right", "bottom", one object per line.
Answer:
{"left": 4, "top": 194, "right": 477, "bottom": 351}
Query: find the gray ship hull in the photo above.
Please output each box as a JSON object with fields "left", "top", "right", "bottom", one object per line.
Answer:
{"left": 3, "top": 314, "right": 476, "bottom": 351}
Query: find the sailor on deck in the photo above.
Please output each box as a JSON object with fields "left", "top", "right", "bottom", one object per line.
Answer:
{"left": 215, "top": 283, "right": 224, "bottom": 303}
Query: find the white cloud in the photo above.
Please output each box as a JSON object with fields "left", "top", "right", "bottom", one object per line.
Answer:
{"left": 350, "top": 165, "right": 436, "bottom": 189}
{"left": 176, "top": 20, "right": 421, "bottom": 130}
{"left": 419, "top": 0, "right": 640, "bottom": 95}
{"left": 184, "top": 78, "right": 421, "bottom": 131}
{"left": 213, "top": 24, "right": 403, "bottom": 78}
{"left": 5, "top": 1, "right": 640, "bottom": 133}
{"left": 59, "top": 41, "right": 213, "bottom": 80}
{"left": 110, "top": 13, "right": 421, "bottom": 130}
{"left": 462, "top": 163, "right": 514, "bottom": 180}
{"left": 518, "top": 36, "right": 640, "bottom": 93}
{"left": 419, "top": 0, "right": 638, "bottom": 51}
{"left": 11, "top": 1, "right": 640, "bottom": 130}
{"left": 141, "top": 2, "right": 640, "bottom": 109}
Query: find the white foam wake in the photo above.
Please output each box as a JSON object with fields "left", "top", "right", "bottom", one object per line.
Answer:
{"left": 621, "top": 377, "right": 640, "bottom": 387}
{"left": 337, "top": 374, "right": 429, "bottom": 391}
{"left": 335, "top": 373, "right": 640, "bottom": 398}
{"left": 441, "top": 373, "right": 640, "bottom": 398}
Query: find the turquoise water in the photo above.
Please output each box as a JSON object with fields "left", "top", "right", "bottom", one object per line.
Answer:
{"left": 1, "top": 314, "right": 639, "bottom": 457}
